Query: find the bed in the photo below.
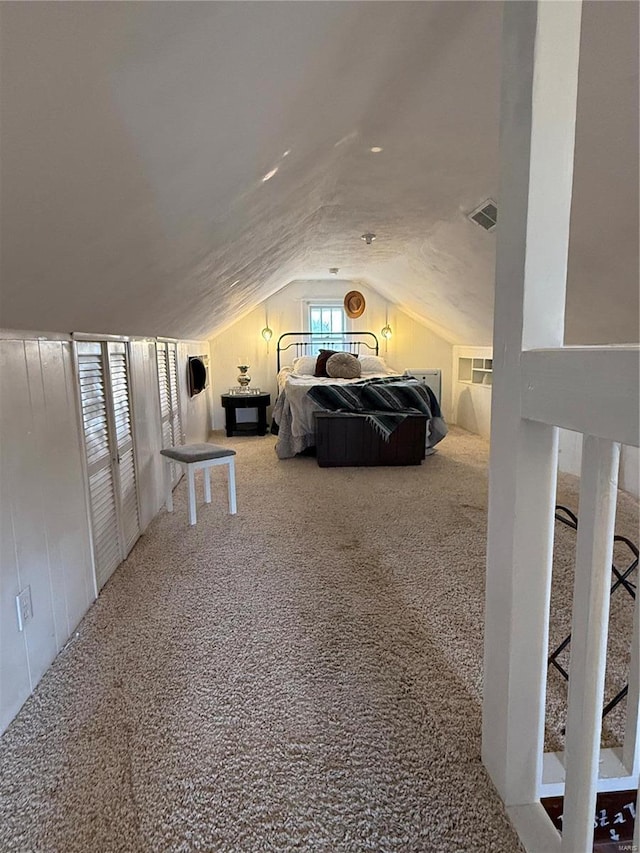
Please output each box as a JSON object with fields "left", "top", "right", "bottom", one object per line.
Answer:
{"left": 272, "top": 332, "right": 447, "bottom": 461}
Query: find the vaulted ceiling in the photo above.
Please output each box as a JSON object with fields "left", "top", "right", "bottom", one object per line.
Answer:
{"left": 0, "top": 2, "right": 637, "bottom": 345}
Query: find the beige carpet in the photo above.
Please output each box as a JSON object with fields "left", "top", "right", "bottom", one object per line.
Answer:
{"left": 0, "top": 427, "right": 637, "bottom": 853}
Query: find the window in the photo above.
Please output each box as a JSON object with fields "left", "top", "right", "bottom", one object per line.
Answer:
{"left": 307, "top": 303, "right": 348, "bottom": 354}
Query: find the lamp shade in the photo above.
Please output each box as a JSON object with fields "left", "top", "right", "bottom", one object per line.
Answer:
{"left": 380, "top": 324, "right": 392, "bottom": 340}
{"left": 261, "top": 326, "right": 273, "bottom": 342}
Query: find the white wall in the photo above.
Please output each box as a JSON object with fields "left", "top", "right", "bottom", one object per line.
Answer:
{"left": 393, "top": 312, "right": 453, "bottom": 419}
{"left": 449, "top": 346, "right": 640, "bottom": 500}
{"left": 452, "top": 345, "right": 493, "bottom": 439}
{"left": 558, "top": 430, "right": 639, "bottom": 499}
{"left": 0, "top": 331, "right": 210, "bottom": 734}
{"left": 0, "top": 336, "right": 95, "bottom": 733}
{"left": 208, "top": 281, "right": 453, "bottom": 429}
{"left": 178, "top": 341, "right": 212, "bottom": 444}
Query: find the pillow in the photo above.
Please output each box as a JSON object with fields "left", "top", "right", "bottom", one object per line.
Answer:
{"left": 313, "top": 349, "right": 338, "bottom": 377}
{"left": 326, "top": 352, "right": 362, "bottom": 379}
{"left": 359, "top": 354, "right": 388, "bottom": 374}
{"left": 292, "top": 356, "right": 317, "bottom": 375}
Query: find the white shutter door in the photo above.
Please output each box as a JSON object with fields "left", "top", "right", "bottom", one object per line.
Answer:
{"left": 167, "top": 343, "right": 182, "bottom": 447}
{"left": 157, "top": 345, "right": 172, "bottom": 449}
{"left": 76, "top": 342, "right": 121, "bottom": 590}
{"left": 157, "top": 342, "right": 182, "bottom": 487}
{"left": 107, "top": 343, "right": 140, "bottom": 556}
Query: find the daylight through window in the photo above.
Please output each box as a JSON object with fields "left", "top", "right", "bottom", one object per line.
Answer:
{"left": 307, "top": 304, "right": 348, "bottom": 353}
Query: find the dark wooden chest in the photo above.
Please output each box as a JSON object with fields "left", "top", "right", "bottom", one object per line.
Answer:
{"left": 314, "top": 412, "right": 427, "bottom": 467}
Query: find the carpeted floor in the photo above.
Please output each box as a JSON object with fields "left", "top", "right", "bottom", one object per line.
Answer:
{"left": 0, "top": 427, "right": 637, "bottom": 853}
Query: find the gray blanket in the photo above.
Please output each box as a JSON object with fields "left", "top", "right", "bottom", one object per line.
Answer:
{"left": 307, "top": 375, "right": 448, "bottom": 445}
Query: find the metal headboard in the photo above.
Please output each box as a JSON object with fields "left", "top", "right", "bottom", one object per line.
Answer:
{"left": 276, "top": 332, "right": 379, "bottom": 372}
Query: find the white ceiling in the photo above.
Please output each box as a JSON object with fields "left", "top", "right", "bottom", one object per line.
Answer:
{"left": 0, "top": 2, "right": 637, "bottom": 345}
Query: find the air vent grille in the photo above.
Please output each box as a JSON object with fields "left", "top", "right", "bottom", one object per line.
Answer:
{"left": 469, "top": 200, "right": 497, "bottom": 232}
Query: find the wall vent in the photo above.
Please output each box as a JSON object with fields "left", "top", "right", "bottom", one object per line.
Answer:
{"left": 468, "top": 200, "right": 497, "bottom": 232}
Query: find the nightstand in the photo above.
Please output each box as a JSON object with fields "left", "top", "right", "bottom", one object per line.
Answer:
{"left": 221, "top": 393, "right": 271, "bottom": 437}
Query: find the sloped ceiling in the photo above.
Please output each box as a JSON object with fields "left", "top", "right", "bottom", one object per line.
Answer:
{"left": 0, "top": 2, "right": 637, "bottom": 345}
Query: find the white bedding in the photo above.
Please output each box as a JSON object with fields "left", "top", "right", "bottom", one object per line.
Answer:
{"left": 273, "top": 366, "right": 397, "bottom": 458}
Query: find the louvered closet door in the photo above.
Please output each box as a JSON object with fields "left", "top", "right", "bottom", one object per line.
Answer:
{"left": 157, "top": 342, "right": 183, "bottom": 487}
{"left": 167, "top": 343, "right": 183, "bottom": 448}
{"left": 157, "top": 344, "right": 172, "bottom": 446}
{"left": 76, "top": 342, "right": 121, "bottom": 589}
{"left": 106, "top": 342, "right": 140, "bottom": 556}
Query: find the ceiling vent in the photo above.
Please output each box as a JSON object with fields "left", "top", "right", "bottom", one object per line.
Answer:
{"left": 468, "top": 200, "right": 497, "bottom": 232}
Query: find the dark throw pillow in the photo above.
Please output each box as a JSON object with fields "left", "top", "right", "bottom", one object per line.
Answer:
{"left": 314, "top": 350, "right": 338, "bottom": 377}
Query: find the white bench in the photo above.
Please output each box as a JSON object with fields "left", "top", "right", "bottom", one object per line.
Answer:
{"left": 160, "top": 443, "right": 237, "bottom": 525}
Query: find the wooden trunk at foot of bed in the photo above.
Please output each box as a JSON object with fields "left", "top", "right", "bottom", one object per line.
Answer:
{"left": 314, "top": 412, "right": 427, "bottom": 467}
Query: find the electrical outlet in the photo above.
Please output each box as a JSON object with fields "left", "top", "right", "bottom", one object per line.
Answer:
{"left": 16, "top": 586, "right": 33, "bottom": 631}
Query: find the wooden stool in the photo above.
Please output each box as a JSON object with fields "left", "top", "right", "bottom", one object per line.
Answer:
{"left": 160, "top": 444, "right": 237, "bottom": 525}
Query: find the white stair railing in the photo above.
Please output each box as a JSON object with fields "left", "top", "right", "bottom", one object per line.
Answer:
{"left": 482, "top": 2, "right": 640, "bottom": 850}
{"left": 562, "top": 438, "right": 621, "bottom": 852}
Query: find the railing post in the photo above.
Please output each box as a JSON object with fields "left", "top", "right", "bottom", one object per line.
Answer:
{"left": 483, "top": 0, "right": 582, "bottom": 806}
{"left": 622, "top": 578, "right": 639, "bottom": 775}
{"left": 561, "top": 437, "right": 620, "bottom": 851}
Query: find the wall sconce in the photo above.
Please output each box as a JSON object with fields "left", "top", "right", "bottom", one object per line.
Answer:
{"left": 261, "top": 302, "right": 274, "bottom": 352}
{"left": 380, "top": 324, "right": 392, "bottom": 340}
{"left": 261, "top": 323, "right": 273, "bottom": 354}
